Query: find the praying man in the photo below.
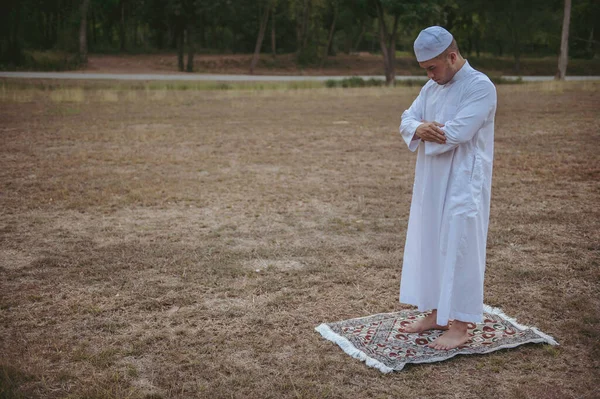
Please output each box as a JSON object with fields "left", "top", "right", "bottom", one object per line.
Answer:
{"left": 398, "top": 26, "right": 497, "bottom": 350}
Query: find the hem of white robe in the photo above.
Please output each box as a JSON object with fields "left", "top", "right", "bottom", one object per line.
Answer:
{"left": 398, "top": 296, "right": 483, "bottom": 325}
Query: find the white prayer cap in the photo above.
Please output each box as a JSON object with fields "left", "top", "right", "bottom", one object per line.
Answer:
{"left": 413, "top": 26, "right": 453, "bottom": 62}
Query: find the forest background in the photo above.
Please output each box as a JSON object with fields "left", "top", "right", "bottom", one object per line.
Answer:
{"left": 2, "top": 0, "right": 599, "bottom": 82}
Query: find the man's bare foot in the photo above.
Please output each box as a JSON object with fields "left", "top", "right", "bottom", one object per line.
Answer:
{"left": 428, "top": 320, "right": 470, "bottom": 350}
{"left": 403, "top": 310, "right": 449, "bottom": 333}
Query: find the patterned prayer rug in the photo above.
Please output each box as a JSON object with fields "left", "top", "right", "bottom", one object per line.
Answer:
{"left": 315, "top": 305, "right": 558, "bottom": 373}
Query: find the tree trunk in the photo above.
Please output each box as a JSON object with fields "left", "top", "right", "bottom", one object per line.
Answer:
{"left": 295, "top": 11, "right": 303, "bottom": 53}
{"left": 56, "top": 9, "right": 61, "bottom": 47}
{"left": 375, "top": 2, "right": 393, "bottom": 85}
{"left": 511, "top": 25, "right": 521, "bottom": 74}
{"left": 271, "top": 8, "right": 276, "bottom": 57}
{"left": 48, "top": 12, "right": 55, "bottom": 48}
{"left": 585, "top": 27, "right": 594, "bottom": 55}
{"left": 199, "top": 14, "right": 206, "bottom": 49}
{"left": 177, "top": 27, "right": 184, "bottom": 72}
{"left": 40, "top": 11, "right": 48, "bottom": 48}
{"left": 302, "top": 0, "right": 310, "bottom": 50}
{"left": 79, "top": 0, "right": 90, "bottom": 64}
{"left": 513, "top": 31, "right": 521, "bottom": 74}
{"left": 212, "top": 24, "right": 218, "bottom": 49}
{"left": 353, "top": 23, "right": 365, "bottom": 53}
{"left": 386, "top": 14, "right": 399, "bottom": 85}
{"left": 250, "top": 5, "right": 270, "bottom": 74}
{"left": 186, "top": 25, "right": 195, "bottom": 72}
{"left": 8, "top": 3, "right": 22, "bottom": 64}
{"left": 91, "top": 10, "right": 97, "bottom": 47}
{"left": 555, "top": 0, "right": 571, "bottom": 80}
{"left": 43, "top": 12, "right": 51, "bottom": 48}
{"left": 296, "top": 0, "right": 309, "bottom": 54}
{"left": 320, "top": 6, "right": 337, "bottom": 68}
{"left": 119, "top": 0, "right": 126, "bottom": 51}
{"left": 49, "top": 12, "right": 55, "bottom": 48}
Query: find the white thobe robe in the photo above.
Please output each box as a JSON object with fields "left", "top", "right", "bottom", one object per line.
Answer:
{"left": 398, "top": 61, "right": 497, "bottom": 326}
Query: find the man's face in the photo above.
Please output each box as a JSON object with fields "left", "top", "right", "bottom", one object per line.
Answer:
{"left": 419, "top": 53, "right": 456, "bottom": 85}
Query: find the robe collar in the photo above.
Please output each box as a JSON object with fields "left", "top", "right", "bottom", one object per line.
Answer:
{"left": 445, "top": 60, "right": 472, "bottom": 86}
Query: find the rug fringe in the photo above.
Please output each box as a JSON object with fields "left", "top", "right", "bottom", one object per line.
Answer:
{"left": 530, "top": 327, "right": 559, "bottom": 346}
{"left": 483, "top": 304, "right": 559, "bottom": 346}
{"left": 314, "top": 323, "right": 396, "bottom": 373}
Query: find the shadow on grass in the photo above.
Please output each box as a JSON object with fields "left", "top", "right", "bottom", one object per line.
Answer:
{"left": 0, "top": 364, "right": 31, "bottom": 399}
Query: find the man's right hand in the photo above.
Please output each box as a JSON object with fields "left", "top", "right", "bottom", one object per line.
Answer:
{"left": 416, "top": 122, "right": 446, "bottom": 144}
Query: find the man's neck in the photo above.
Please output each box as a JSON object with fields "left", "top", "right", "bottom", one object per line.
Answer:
{"left": 453, "top": 58, "right": 466, "bottom": 75}
{"left": 446, "top": 58, "right": 467, "bottom": 83}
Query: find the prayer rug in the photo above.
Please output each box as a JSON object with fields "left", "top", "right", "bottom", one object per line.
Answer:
{"left": 315, "top": 305, "right": 558, "bottom": 373}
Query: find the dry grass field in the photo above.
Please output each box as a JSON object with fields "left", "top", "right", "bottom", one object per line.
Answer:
{"left": 0, "top": 80, "right": 599, "bottom": 398}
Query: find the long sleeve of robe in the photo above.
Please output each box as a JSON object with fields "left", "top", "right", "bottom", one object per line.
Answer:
{"left": 398, "top": 61, "right": 497, "bottom": 326}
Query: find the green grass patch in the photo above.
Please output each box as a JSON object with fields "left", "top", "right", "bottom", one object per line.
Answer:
{"left": 325, "top": 77, "right": 426, "bottom": 88}
{"left": 0, "top": 50, "right": 83, "bottom": 72}
{"left": 326, "top": 77, "right": 377, "bottom": 88}
{"left": 489, "top": 76, "right": 524, "bottom": 85}
{"left": 0, "top": 78, "right": 326, "bottom": 93}
{"left": 141, "top": 80, "right": 325, "bottom": 91}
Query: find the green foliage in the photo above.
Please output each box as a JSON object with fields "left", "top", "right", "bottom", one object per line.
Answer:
{"left": 366, "top": 77, "right": 385, "bottom": 86}
{"left": 488, "top": 76, "right": 524, "bottom": 85}
{"left": 0, "top": 50, "right": 82, "bottom": 71}
{"left": 342, "top": 76, "right": 366, "bottom": 87}
{"left": 325, "top": 76, "right": 431, "bottom": 88}
{"left": 23, "top": 51, "right": 82, "bottom": 71}
{"left": 325, "top": 77, "right": 383, "bottom": 88}
{"left": 570, "top": 0, "right": 600, "bottom": 58}
{"left": 296, "top": 46, "right": 322, "bottom": 66}
{"left": 0, "top": 0, "right": 598, "bottom": 71}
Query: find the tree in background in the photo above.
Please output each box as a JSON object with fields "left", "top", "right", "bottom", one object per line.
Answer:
{"left": 334, "top": 1, "right": 372, "bottom": 54}
{"left": 556, "top": 0, "right": 572, "bottom": 80}
{"left": 569, "top": 0, "right": 599, "bottom": 59}
{"left": 371, "top": 0, "right": 442, "bottom": 85}
{"left": 250, "top": 0, "right": 277, "bottom": 74}
{"left": 1, "top": 0, "right": 598, "bottom": 74}
{"left": 444, "top": 0, "right": 487, "bottom": 58}
{"left": 1, "top": 0, "right": 24, "bottom": 65}
{"left": 79, "top": 0, "right": 91, "bottom": 64}
{"left": 167, "top": 0, "right": 211, "bottom": 72}
{"left": 484, "top": 0, "right": 561, "bottom": 74}
{"left": 373, "top": 0, "right": 399, "bottom": 85}
{"left": 288, "top": 0, "right": 328, "bottom": 65}
{"left": 320, "top": 0, "right": 339, "bottom": 67}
